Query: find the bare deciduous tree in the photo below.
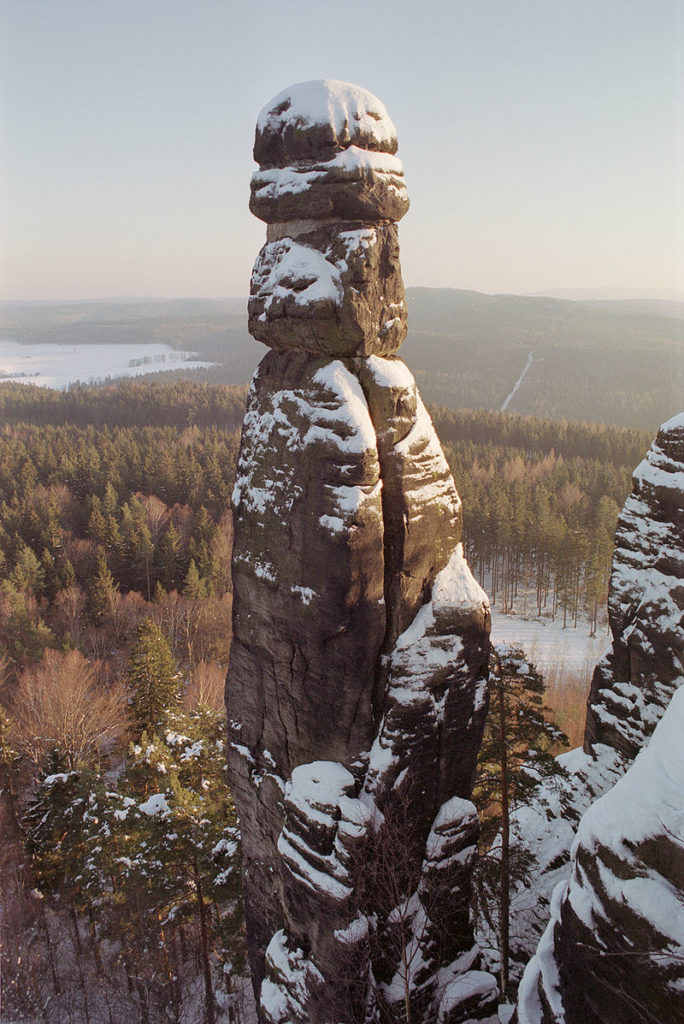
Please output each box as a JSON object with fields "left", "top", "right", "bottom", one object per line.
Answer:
{"left": 184, "top": 660, "right": 226, "bottom": 712}
{"left": 9, "top": 648, "right": 130, "bottom": 771}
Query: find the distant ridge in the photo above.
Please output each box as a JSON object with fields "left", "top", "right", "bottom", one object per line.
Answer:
{"left": 579, "top": 297, "right": 684, "bottom": 320}
{"left": 532, "top": 286, "right": 684, "bottom": 302}
{"left": 2, "top": 290, "right": 681, "bottom": 432}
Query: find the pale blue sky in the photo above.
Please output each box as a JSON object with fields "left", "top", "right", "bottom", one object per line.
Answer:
{"left": 1, "top": 0, "right": 682, "bottom": 300}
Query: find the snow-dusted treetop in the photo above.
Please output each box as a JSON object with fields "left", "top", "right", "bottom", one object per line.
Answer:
{"left": 254, "top": 79, "right": 398, "bottom": 166}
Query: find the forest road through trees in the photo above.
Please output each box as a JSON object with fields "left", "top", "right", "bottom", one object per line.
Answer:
{"left": 501, "top": 352, "right": 537, "bottom": 412}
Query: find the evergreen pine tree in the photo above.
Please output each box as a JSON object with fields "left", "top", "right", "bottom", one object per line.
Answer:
{"left": 58, "top": 556, "right": 76, "bottom": 590}
{"left": 183, "top": 558, "right": 207, "bottom": 600}
{"left": 157, "top": 521, "right": 183, "bottom": 590}
{"left": 10, "top": 544, "right": 45, "bottom": 595}
{"left": 40, "top": 547, "right": 59, "bottom": 602}
{"left": 102, "top": 481, "right": 119, "bottom": 518}
{"left": 78, "top": 706, "right": 243, "bottom": 1022}
{"left": 473, "top": 644, "right": 568, "bottom": 999}
{"left": 127, "top": 618, "right": 181, "bottom": 733}
{"left": 87, "top": 547, "right": 118, "bottom": 626}
{"left": 22, "top": 750, "right": 100, "bottom": 894}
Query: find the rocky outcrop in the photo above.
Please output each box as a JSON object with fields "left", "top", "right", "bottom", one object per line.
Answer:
{"left": 226, "top": 80, "right": 496, "bottom": 1024}
{"left": 508, "top": 412, "right": 684, "bottom": 1018}
{"left": 584, "top": 410, "right": 684, "bottom": 758}
{"left": 516, "top": 683, "right": 684, "bottom": 1024}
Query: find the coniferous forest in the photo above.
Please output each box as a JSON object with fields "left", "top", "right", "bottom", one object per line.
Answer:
{"left": 0, "top": 377, "right": 651, "bottom": 1022}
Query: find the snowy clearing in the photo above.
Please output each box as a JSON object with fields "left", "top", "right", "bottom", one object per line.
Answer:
{"left": 490, "top": 610, "right": 609, "bottom": 673}
{"left": 0, "top": 340, "right": 215, "bottom": 390}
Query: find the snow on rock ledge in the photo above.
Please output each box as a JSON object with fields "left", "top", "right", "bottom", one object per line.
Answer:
{"left": 495, "top": 412, "right": 684, "bottom": 984}
{"left": 251, "top": 81, "right": 409, "bottom": 225}
{"left": 249, "top": 224, "right": 407, "bottom": 356}
{"left": 585, "top": 410, "right": 684, "bottom": 759}
{"left": 517, "top": 683, "right": 684, "bottom": 1024}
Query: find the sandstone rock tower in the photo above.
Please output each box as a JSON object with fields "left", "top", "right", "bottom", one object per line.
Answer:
{"left": 227, "top": 81, "right": 496, "bottom": 1024}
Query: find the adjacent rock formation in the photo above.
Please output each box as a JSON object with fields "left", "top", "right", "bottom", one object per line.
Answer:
{"left": 584, "top": 411, "right": 684, "bottom": 759}
{"left": 508, "top": 412, "right": 684, "bottom": 1018}
{"left": 486, "top": 412, "right": 684, "bottom": 979}
{"left": 516, "top": 683, "right": 684, "bottom": 1024}
{"left": 226, "top": 80, "right": 496, "bottom": 1024}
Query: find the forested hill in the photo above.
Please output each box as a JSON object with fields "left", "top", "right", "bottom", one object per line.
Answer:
{"left": 0, "top": 377, "right": 248, "bottom": 430}
{"left": 0, "top": 378, "right": 651, "bottom": 663}
{"left": 2, "top": 290, "right": 681, "bottom": 431}
{"left": 402, "top": 288, "right": 683, "bottom": 431}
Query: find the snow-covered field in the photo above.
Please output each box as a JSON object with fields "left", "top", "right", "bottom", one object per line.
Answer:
{"left": 0, "top": 340, "right": 215, "bottom": 389}
{"left": 490, "top": 610, "right": 610, "bottom": 674}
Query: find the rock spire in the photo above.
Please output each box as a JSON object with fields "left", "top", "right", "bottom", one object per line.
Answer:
{"left": 226, "top": 80, "right": 496, "bottom": 1023}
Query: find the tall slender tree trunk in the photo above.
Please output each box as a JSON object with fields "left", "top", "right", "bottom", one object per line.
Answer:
{"left": 40, "top": 905, "right": 61, "bottom": 995}
{"left": 193, "top": 857, "right": 216, "bottom": 1024}
{"left": 498, "top": 672, "right": 510, "bottom": 1001}
{"left": 401, "top": 920, "right": 412, "bottom": 1024}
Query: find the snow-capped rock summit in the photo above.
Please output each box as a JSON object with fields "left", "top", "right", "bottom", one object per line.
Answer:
{"left": 248, "top": 79, "right": 409, "bottom": 356}
{"left": 227, "top": 81, "right": 496, "bottom": 1024}
{"left": 254, "top": 79, "right": 400, "bottom": 165}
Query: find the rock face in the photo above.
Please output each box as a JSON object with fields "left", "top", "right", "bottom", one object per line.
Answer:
{"left": 509, "top": 412, "right": 684, "bottom": 1019}
{"left": 516, "top": 684, "right": 684, "bottom": 1024}
{"left": 226, "top": 81, "right": 496, "bottom": 1024}
{"left": 584, "top": 411, "right": 684, "bottom": 759}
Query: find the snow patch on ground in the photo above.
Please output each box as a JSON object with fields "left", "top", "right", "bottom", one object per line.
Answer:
{"left": 490, "top": 610, "right": 609, "bottom": 673}
{"left": 0, "top": 340, "right": 213, "bottom": 390}
{"left": 138, "top": 793, "right": 171, "bottom": 817}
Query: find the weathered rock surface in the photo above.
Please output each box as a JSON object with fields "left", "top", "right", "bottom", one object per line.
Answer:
{"left": 248, "top": 224, "right": 407, "bottom": 356}
{"left": 585, "top": 410, "right": 684, "bottom": 758}
{"left": 227, "top": 80, "right": 496, "bottom": 1024}
{"left": 251, "top": 79, "right": 408, "bottom": 223}
{"left": 506, "top": 412, "right": 684, "bottom": 1016}
{"left": 248, "top": 80, "right": 408, "bottom": 358}
{"left": 516, "top": 683, "right": 684, "bottom": 1024}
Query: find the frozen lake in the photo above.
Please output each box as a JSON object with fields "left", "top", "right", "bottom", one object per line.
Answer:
{"left": 0, "top": 340, "right": 215, "bottom": 390}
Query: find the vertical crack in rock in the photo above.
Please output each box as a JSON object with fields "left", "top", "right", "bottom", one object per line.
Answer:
{"left": 226, "top": 79, "right": 495, "bottom": 1023}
